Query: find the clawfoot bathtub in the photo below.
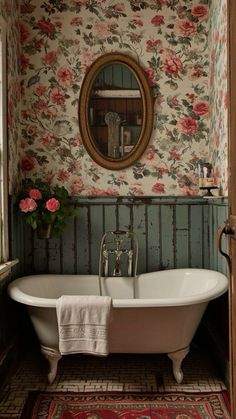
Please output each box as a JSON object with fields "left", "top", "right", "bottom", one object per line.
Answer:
{"left": 8, "top": 269, "right": 228, "bottom": 384}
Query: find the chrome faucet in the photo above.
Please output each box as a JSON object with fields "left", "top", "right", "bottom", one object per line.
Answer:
{"left": 128, "top": 250, "right": 133, "bottom": 277}
{"left": 102, "top": 245, "right": 109, "bottom": 277}
{"left": 113, "top": 255, "right": 122, "bottom": 276}
{"left": 113, "top": 239, "right": 123, "bottom": 276}
{"left": 98, "top": 230, "right": 138, "bottom": 281}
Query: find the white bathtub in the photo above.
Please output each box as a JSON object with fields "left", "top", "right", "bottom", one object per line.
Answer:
{"left": 8, "top": 269, "right": 228, "bottom": 384}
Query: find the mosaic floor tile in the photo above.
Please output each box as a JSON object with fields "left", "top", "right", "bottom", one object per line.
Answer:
{"left": 0, "top": 346, "right": 227, "bottom": 419}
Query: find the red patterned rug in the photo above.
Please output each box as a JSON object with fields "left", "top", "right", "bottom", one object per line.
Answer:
{"left": 20, "top": 390, "right": 230, "bottom": 418}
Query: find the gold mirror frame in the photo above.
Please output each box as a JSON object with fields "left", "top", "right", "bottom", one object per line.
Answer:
{"left": 78, "top": 53, "right": 154, "bottom": 170}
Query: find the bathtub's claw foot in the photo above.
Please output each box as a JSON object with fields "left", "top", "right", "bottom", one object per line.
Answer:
{"left": 47, "top": 358, "right": 60, "bottom": 384}
{"left": 40, "top": 345, "right": 62, "bottom": 384}
{"left": 168, "top": 347, "right": 189, "bottom": 384}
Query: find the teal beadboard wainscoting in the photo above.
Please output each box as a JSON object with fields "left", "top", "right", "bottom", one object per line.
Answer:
{"left": 208, "top": 198, "right": 228, "bottom": 274}
{"left": 204, "top": 198, "right": 229, "bottom": 385}
{"left": 11, "top": 196, "right": 228, "bottom": 276}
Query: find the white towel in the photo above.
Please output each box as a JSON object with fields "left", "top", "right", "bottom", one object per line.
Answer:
{"left": 56, "top": 295, "right": 112, "bottom": 356}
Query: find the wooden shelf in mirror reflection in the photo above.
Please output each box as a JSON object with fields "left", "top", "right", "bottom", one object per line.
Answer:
{"left": 89, "top": 97, "right": 143, "bottom": 126}
{"left": 90, "top": 124, "right": 142, "bottom": 128}
{"left": 92, "top": 89, "right": 141, "bottom": 98}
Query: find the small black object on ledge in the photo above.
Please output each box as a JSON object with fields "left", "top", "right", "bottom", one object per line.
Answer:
{"left": 199, "top": 186, "right": 219, "bottom": 197}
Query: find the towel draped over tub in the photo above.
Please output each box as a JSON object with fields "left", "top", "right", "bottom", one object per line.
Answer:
{"left": 56, "top": 295, "right": 112, "bottom": 356}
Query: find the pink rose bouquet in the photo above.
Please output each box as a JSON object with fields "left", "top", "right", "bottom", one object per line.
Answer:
{"left": 18, "top": 179, "right": 79, "bottom": 237}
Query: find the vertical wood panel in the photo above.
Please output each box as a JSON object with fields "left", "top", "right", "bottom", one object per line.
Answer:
{"left": 147, "top": 204, "right": 160, "bottom": 272}
{"left": 216, "top": 204, "right": 228, "bottom": 274}
{"left": 90, "top": 205, "right": 103, "bottom": 274}
{"left": 76, "top": 206, "right": 90, "bottom": 274}
{"left": 117, "top": 205, "right": 133, "bottom": 276}
{"left": 212, "top": 205, "right": 218, "bottom": 270}
{"left": 203, "top": 204, "right": 210, "bottom": 269}
{"left": 13, "top": 213, "right": 33, "bottom": 276}
{"left": 208, "top": 205, "right": 214, "bottom": 270}
{"left": 215, "top": 205, "right": 220, "bottom": 272}
{"left": 33, "top": 234, "right": 48, "bottom": 273}
{"left": 175, "top": 205, "right": 189, "bottom": 268}
{"left": 160, "top": 205, "right": 174, "bottom": 269}
{"left": 207, "top": 201, "right": 228, "bottom": 273}
{"left": 47, "top": 236, "right": 61, "bottom": 274}
{"left": 103, "top": 205, "right": 117, "bottom": 232}
{"left": 61, "top": 217, "right": 76, "bottom": 274}
{"left": 218, "top": 205, "right": 228, "bottom": 274}
{"left": 189, "top": 205, "right": 203, "bottom": 268}
{"left": 132, "top": 204, "right": 146, "bottom": 274}
{"left": 12, "top": 208, "right": 34, "bottom": 275}
{"left": 117, "top": 204, "right": 132, "bottom": 231}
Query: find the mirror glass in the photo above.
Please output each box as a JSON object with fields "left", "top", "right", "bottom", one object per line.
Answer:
{"left": 89, "top": 63, "right": 143, "bottom": 158}
{"left": 79, "top": 53, "right": 153, "bottom": 170}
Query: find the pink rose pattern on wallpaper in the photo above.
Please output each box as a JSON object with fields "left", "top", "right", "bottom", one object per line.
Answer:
{"left": 209, "top": 0, "right": 228, "bottom": 195}
{"left": 16, "top": 0, "right": 223, "bottom": 196}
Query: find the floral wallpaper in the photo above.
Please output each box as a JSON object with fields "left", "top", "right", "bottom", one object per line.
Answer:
{"left": 18, "top": 0, "right": 211, "bottom": 196}
{"left": 0, "top": 0, "right": 21, "bottom": 194}
{"left": 208, "top": 0, "right": 228, "bottom": 196}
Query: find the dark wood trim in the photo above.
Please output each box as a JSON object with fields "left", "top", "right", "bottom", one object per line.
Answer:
{"left": 228, "top": 0, "right": 236, "bottom": 415}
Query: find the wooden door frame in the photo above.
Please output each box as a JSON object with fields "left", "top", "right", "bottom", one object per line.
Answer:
{"left": 228, "top": 0, "right": 236, "bottom": 416}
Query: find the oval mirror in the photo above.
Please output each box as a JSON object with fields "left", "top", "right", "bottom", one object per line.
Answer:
{"left": 79, "top": 53, "right": 153, "bottom": 170}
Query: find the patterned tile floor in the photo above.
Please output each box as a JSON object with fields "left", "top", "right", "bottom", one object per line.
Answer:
{"left": 0, "top": 344, "right": 227, "bottom": 418}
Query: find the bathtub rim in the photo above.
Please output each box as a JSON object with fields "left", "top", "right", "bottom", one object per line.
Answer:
{"left": 8, "top": 268, "right": 228, "bottom": 308}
